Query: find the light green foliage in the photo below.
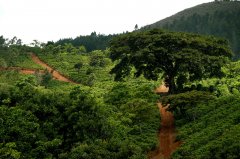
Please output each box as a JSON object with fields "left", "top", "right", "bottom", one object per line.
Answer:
{"left": 172, "top": 95, "right": 240, "bottom": 159}
{"left": 0, "top": 142, "right": 21, "bottom": 159}
{"left": 78, "top": 45, "right": 87, "bottom": 54}
{"left": 0, "top": 58, "right": 7, "bottom": 68}
{"left": 216, "top": 84, "right": 231, "bottom": 96}
{"left": 38, "top": 47, "right": 115, "bottom": 86}
{"left": 192, "top": 60, "right": 240, "bottom": 97}
{"left": 89, "top": 50, "right": 108, "bottom": 67}
{"left": 42, "top": 43, "right": 87, "bottom": 55}
{"left": 222, "top": 60, "right": 240, "bottom": 78}
{"left": 0, "top": 71, "right": 28, "bottom": 85}
{"left": 0, "top": 70, "right": 75, "bottom": 91}
{"left": 0, "top": 44, "right": 43, "bottom": 69}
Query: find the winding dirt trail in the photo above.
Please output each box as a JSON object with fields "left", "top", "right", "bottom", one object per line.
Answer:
{"left": 0, "top": 54, "right": 78, "bottom": 84}
{"left": 149, "top": 84, "right": 180, "bottom": 159}
{"left": 30, "top": 53, "right": 77, "bottom": 84}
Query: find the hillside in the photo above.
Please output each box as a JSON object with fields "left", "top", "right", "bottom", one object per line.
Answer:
{"left": 0, "top": 39, "right": 161, "bottom": 159}
{"left": 1, "top": 25, "right": 240, "bottom": 158}
{"left": 141, "top": 1, "right": 240, "bottom": 59}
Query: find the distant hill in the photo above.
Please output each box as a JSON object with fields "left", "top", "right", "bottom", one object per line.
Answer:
{"left": 141, "top": 1, "right": 240, "bottom": 59}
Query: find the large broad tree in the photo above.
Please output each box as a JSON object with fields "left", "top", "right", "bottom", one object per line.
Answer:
{"left": 109, "top": 29, "right": 232, "bottom": 94}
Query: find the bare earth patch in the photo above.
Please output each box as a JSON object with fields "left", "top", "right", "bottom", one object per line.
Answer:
{"left": 149, "top": 85, "right": 180, "bottom": 159}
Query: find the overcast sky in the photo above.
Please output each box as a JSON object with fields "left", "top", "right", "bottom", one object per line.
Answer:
{"left": 0, "top": 0, "right": 211, "bottom": 44}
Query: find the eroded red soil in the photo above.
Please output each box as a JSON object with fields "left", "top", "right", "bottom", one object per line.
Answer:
{"left": 149, "top": 85, "right": 180, "bottom": 159}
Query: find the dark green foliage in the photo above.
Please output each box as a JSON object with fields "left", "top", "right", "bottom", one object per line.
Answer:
{"left": 55, "top": 32, "right": 116, "bottom": 52}
{"left": 0, "top": 82, "right": 109, "bottom": 158}
{"left": 161, "top": 91, "right": 215, "bottom": 120}
{"left": 141, "top": 1, "right": 240, "bottom": 59}
{"left": 104, "top": 82, "right": 160, "bottom": 158}
{"left": 41, "top": 70, "right": 52, "bottom": 87}
{"left": 0, "top": 74, "right": 160, "bottom": 158}
{"left": 110, "top": 29, "right": 232, "bottom": 93}
{"left": 0, "top": 106, "right": 39, "bottom": 159}
{"left": 74, "top": 62, "right": 83, "bottom": 74}
{"left": 0, "top": 36, "right": 5, "bottom": 46}
{"left": 86, "top": 67, "right": 94, "bottom": 75}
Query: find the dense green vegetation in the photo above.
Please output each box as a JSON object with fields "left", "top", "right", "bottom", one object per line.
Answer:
{"left": 55, "top": 32, "right": 116, "bottom": 52}
{"left": 1, "top": 14, "right": 240, "bottom": 158}
{"left": 142, "top": 1, "right": 240, "bottom": 59}
{"left": 0, "top": 36, "right": 161, "bottom": 158}
{"left": 0, "top": 78, "right": 160, "bottom": 159}
{"left": 108, "top": 28, "right": 240, "bottom": 158}
{"left": 110, "top": 29, "right": 232, "bottom": 93}
{"left": 0, "top": 36, "right": 42, "bottom": 69}
{"left": 159, "top": 48, "right": 240, "bottom": 159}
{"left": 36, "top": 46, "right": 113, "bottom": 87}
{"left": 166, "top": 93, "right": 240, "bottom": 159}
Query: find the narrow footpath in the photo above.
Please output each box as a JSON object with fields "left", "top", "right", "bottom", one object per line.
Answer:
{"left": 149, "top": 84, "right": 180, "bottom": 159}
{"left": 0, "top": 53, "right": 77, "bottom": 84}
{"left": 30, "top": 53, "right": 77, "bottom": 83}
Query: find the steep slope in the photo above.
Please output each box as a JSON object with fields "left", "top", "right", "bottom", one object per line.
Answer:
{"left": 142, "top": 1, "right": 240, "bottom": 59}
{"left": 172, "top": 95, "right": 240, "bottom": 158}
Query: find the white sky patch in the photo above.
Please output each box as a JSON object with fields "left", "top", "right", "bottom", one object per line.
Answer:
{"left": 0, "top": 0, "right": 211, "bottom": 44}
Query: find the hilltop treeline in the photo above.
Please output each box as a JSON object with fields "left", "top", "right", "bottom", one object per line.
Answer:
{"left": 142, "top": 1, "right": 240, "bottom": 59}
{"left": 55, "top": 32, "right": 116, "bottom": 52}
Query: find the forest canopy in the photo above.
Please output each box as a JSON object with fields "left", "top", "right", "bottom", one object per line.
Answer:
{"left": 110, "top": 29, "right": 232, "bottom": 93}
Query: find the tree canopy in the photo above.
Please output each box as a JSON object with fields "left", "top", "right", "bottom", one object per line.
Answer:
{"left": 110, "top": 29, "right": 232, "bottom": 93}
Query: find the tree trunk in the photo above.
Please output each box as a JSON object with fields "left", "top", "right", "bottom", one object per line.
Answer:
{"left": 165, "top": 75, "right": 176, "bottom": 94}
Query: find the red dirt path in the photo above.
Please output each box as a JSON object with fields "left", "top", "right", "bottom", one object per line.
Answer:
{"left": 30, "top": 53, "right": 78, "bottom": 84}
{"left": 0, "top": 54, "right": 78, "bottom": 84}
{"left": 149, "top": 85, "right": 180, "bottom": 159}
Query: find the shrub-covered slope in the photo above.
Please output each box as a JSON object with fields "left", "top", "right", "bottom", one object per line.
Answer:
{"left": 172, "top": 95, "right": 240, "bottom": 159}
